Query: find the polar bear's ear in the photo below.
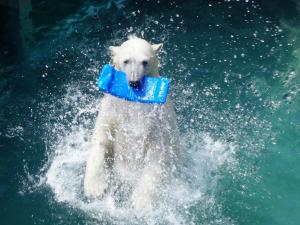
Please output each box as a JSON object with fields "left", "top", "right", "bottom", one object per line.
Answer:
{"left": 152, "top": 43, "right": 163, "bottom": 54}
{"left": 109, "top": 46, "right": 120, "bottom": 56}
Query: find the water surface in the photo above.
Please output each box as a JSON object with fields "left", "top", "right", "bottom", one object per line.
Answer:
{"left": 1, "top": 0, "right": 300, "bottom": 224}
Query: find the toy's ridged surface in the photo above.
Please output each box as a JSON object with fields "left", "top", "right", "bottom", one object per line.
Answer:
{"left": 98, "top": 64, "right": 169, "bottom": 104}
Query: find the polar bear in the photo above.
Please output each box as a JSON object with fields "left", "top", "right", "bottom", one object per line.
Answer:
{"left": 84, "top": 37, "right": 179, "bottom": 210}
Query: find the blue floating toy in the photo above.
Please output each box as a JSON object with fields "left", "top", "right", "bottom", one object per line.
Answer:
{"left": 98, "top": 64, "right": 170, "bottom": 104}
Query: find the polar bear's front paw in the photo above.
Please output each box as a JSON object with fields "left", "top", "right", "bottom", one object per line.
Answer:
{"left": 84, "top": 176, "right": 107, "bottom": 199}
{"left": 131, "top": 189, "right": 152, "bottom": 210}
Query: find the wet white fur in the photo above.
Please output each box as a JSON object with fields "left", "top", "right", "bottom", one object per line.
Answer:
{"left": 84, "top": 37, "right": 179, "bottom": 210}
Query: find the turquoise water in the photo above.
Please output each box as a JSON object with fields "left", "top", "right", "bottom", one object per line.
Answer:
{"left": 1, "top": 0, "right": 300, "bottom": 224}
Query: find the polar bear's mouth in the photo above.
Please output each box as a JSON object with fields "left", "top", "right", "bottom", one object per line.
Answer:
{"left": 129, "top": 80, "right": 141, "bottom": 88}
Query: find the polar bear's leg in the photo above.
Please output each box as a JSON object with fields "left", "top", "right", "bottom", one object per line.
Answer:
{"left": 131, "top": 135, "right": 169, "bottom": 210}
{"left": 84, "top": 114, "right": 114, "bottom": 198}
{"left": 131, "top": 109, "right": 180, "bottom": 210}
{"left": 131, "top": 162, "right": 165, "bottom": 210}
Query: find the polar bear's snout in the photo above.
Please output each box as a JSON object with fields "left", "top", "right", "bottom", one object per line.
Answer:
{"left": 123, "top": 59, "right": 147, "bottom": 84}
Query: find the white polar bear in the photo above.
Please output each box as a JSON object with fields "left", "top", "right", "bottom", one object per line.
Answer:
{"left": 84, "top": 37, "right": 179, "bottom": 210}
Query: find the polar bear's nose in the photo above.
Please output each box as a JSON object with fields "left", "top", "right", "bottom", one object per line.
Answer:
{"left": 129, "top": 81, "right": 140, "bottom": 88}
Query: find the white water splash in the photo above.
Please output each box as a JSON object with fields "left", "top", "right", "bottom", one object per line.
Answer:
{"left": 37, "top": 82, "right": 238, "bottom": 225}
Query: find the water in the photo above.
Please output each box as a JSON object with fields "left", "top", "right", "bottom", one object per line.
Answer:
{"left": 1, "top": 0, "right": 300, "bottom": 224}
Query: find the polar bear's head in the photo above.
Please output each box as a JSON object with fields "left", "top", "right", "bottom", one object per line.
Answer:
{"left": 109, "top": 37, "right": 163, "bottom": 88}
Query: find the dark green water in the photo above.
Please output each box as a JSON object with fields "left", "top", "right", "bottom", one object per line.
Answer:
{"left": 1, "top": 0, "right": 300, "bottom": 224}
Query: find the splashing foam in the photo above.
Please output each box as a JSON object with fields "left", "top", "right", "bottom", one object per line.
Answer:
{"left": 36, "top": 79, "right": 238, "bottom": 225}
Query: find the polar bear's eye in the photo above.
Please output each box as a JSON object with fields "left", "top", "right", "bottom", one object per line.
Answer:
{"left": 142, "top": 60, "right": 148, "bottom": 67}
{"left": 123, "top": 60, "right": 130, "bottom": 64}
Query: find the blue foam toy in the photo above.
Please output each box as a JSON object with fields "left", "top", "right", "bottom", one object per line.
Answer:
{"left": 98, "top": 64, "right": 170, "bottom": 104}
